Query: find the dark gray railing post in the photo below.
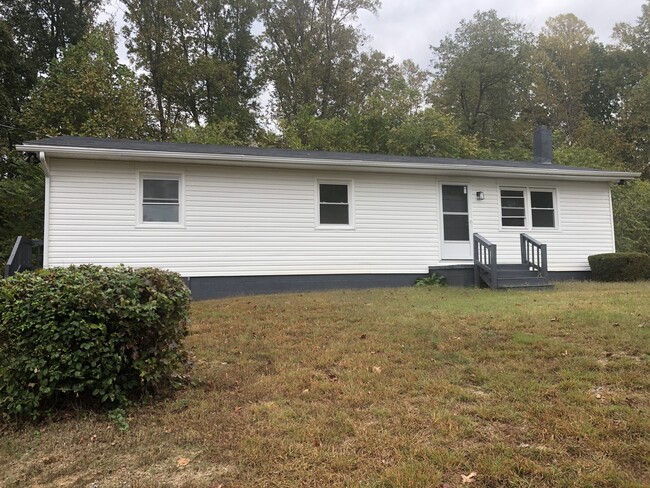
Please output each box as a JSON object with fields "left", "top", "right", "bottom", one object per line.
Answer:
{"left": 520, "top": 234, "right": 549, "bottom": 277}
{"left": 473, "top": 235, "right": 480, "bottom": 287}
{"left": 474, "top": 233, "right": 499, "bottom": 289}
{"left": 490, "top": 244, "right": 498, "bottom": 289}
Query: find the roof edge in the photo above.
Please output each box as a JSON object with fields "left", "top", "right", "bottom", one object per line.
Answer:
{"left": 16, "top": 143, "right": 641, "bottom": 182}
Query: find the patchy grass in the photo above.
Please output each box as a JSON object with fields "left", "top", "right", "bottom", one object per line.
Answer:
{"left": 1, "top": 281, "right": 649, "bottom": 487}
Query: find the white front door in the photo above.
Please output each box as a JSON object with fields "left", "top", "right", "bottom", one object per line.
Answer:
{"left": 440, "top": 184, "right": 472, "bottom": 260}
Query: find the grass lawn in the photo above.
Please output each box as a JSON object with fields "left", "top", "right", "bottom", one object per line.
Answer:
{"left": 1, "top": 281, "right": 649, "bottom": 487}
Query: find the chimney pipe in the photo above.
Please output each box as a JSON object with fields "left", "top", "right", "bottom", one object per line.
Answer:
{"left": 533, "top": 125, "right": 552, "bottom": 164}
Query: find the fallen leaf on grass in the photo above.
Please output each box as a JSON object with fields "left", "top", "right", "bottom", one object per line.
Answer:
{"left": 461, "top": 472, "right": 477, "bottom": 483}
{"left": 177, "top": 457, "right": 191, "bottom": 468}
{"left": 372, "top": 366, "right": 382, "bottom": 374}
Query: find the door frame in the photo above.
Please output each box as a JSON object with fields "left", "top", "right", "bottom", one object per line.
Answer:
{"left": 439, "top": 181, "right": 474, "bottom": 261}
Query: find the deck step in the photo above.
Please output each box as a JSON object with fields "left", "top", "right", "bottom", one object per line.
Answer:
{"left": 497, "top": 276, "right": 553, "bottom": 289}
{"left": 497, "top": 269, "right": 540, "bottom": 279}
{"left": 499, "top": 284, "right": 554, "bottom": 290}
{"left": 496, "top": 264, "right": 530, "bottom": 271}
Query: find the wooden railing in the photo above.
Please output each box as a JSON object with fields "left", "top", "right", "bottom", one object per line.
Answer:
{"left": 3, "top": 236, "right": 43, "bottom": 278}
{"left": 520, "top": 233, "right": 548, "bottom": 277}
{"left": 473, "top": 233, "right": 498, "bottom": 289}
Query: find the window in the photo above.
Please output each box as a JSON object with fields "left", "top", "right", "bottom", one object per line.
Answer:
{"left": 499, "top": 187, "right": 556, "bottom": 229}
{"left": 318, "top": 182, "right": 350, "bottom": 225}
{"left": 141, "top": 176, "right": 180, "bottom": 223}
{"left": 501, "top": 189, "right": 526, "bottom": 227}
{"left": 530, "top": 190, "right": 555, "bottom": 228}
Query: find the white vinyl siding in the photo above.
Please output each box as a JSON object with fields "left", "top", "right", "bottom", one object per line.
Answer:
{"left": 45, "top": 158, "right": 616, "bottom": 275}
{"left": 46, "top": 159, "right": 438, "bottom": 275}
{"left": 472, "top": 180, "right": 612, "bottom": 270}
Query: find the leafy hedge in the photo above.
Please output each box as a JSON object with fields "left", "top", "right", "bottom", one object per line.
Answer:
{"left": 588, "top": 252, "right": 650, "bottom": 282}
{"left": 0, "top": 265, "right": 191, "bottom": 419}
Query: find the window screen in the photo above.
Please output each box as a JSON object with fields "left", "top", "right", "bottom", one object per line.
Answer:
{"left": 531, "top": 191, "right": 555, "bottom": 228}
{"left": 142, "top": 178, "right": 180, "bottom": 222}
{"left": 319, "top": 183, "right": 349, "bottom": 225}
{"left": 501, "top": 189, "right": 525, "bottom": 227}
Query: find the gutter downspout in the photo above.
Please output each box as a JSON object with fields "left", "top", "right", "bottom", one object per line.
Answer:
{"left": 39, "top": 151, "right": 50, "bottom": 268}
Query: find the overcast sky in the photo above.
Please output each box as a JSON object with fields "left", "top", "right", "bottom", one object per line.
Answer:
{"left": 103, "top": 0, "right": 645, "bottom": 68}
{"left": 357, "top": 0, "right": 645, "bottom": 68}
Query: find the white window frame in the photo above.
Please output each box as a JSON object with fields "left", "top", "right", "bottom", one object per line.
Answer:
{"left": 498, "top": 186, "right": 558, "bottom": 231}
{"left": 499, "top": 187, "right": 527, "bottom": 229}
{"left": 315, "top": 179, "right": 355, "bottom": 229}
{"left": 529, "top": 188, "right": 557, "bottom": 229}
{"left": 136, "top": 172, "right": 185, "bottom": 228}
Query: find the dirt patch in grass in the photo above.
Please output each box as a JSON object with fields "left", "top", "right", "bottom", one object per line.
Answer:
{"left": 1, "top": 281, "right": 649, "bottom": 486}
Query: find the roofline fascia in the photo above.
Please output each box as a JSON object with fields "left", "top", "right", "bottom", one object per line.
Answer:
{"left": 16, "top": 144, "right": 641, "bottom": 182}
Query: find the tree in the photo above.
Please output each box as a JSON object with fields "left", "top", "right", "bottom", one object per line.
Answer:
{"left": 0, "top": 152, "right": 44, "bottom": 269}
{"left": 612, "top": 179, "right": 650, "bottom": 254}
{"left": 260, "top": 0, "right": 380, "bottom": 121}
{"left": 612, "top": 2, "right": 650, "bottom": 175}
{"left": 193, "top": 0, "right": 260, "bottom": 136}
{"left": 430, "top": 10, "right": 535, "bottom": 144}
{"left": 123, "top": 0, "right": 192, "bottom": 139}
{"left": 0, "top": 20, "right": 31, "bottom": 148}
{"left": 620, "top": 73, "right": 650, "bottom": 176}
{"left": 0, "top": 0, "right": 102, "bottom": 78}
{"left": 22, "top": 28, "right": 148, "bottom": 139}
{"left": 387, "top": 109, "right": 479, "bottom": 158}
{"left": 612, "top": 0, "right": 650, "bottom": 84}
{"left": 534, "top": 14, "right": 597, "bottom": 143}
{"left": 123, "top": 0, "right": 260, "bottom": 140}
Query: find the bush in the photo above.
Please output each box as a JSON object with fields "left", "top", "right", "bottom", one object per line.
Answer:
{"left": 0, "top": 265, "right": 191, "bottom": 419}
{"left": 588, "top": 252, "right": 650, "bottom": 282}
{"left": 414, "top": 274, "right": 446, "bottom": 287}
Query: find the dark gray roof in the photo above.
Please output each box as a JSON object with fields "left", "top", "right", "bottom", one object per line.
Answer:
{"left": 20, "top": 135, "right": 621, "bottom": 174}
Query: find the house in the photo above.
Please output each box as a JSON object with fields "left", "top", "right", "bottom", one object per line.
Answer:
{"left": 14, "top": 127, "right": 639, "bottom": 299}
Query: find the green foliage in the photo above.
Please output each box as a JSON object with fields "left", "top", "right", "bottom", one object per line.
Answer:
{"left": 0, "top": 0, "right": 103, "bottom": 79}
{"left": 0, "top": 265, "right": 191, "bottom": 419}
{"left": 107, "top": 408, "right": 130, "bottom": 432}
{"left": 588, "top": 252, "right": 650, "bottom": 281}
{"left": 21, "top": 28, "right": 148, "bottom": 139}
{"left": 387, "top": 109, "right": 480, "bottom": 158}
{"left": 534, "top": 14, "right": 597, "bottom": 143}
{"left": 414, "top": 274, "right": 446, "bottom": 287}
{"left": 553, "top": 144, "right": 625, "bottom": 170}
{"left": 621, "top": 72, "right": 650, "bottom": 176}
{"left": 612, "top": 180, "right": 650, "bottom": 255}
{"left": 0, "top": 152, "right": 45, "bottom": 269}
{"left": 172, "top": 120, "right": 247, "bottom": 146}
{"left": 431, "top": 10, "right": 535, "bottom": 145}
{"left": 261, "top": 0, "right": 380, "bottom": 121}
{"left": 123, "top": 0, "right": 260, "bottom": 140}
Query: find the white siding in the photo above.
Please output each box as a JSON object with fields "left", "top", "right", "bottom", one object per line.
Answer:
{"left": 468, "top": 178, "right": 615, "bottom": 271}
{"left": 46, "top": 158, "right": 615, "bottom": 276}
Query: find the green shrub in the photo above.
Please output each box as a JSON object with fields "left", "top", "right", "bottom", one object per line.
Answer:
{"left": 588, "top": 252, "right": 650, "bottom": 282}
{"left": 0, "top": 265, "right": 191, "bottom": 419}
{"left": 414, "top": 274, "right": 446, "bottom": 287}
